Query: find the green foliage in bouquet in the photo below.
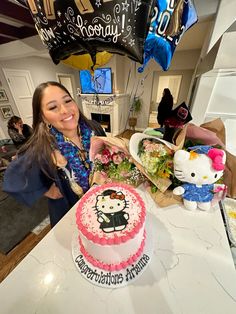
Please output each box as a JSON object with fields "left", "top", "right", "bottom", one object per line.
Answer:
{"left": 138, "top": 138, "right": 174, "bottom": 179}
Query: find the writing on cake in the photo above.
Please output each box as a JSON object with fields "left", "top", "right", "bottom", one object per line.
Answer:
{"left": 75, "top": 254, "right": 150, "bottom": 286}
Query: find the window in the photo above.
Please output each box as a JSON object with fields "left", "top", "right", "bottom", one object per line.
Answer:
{"left": 156, "top": 75, "right": 182, "bottom": 104}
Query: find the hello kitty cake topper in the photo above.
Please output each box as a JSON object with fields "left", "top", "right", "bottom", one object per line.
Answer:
{"left": 173, "top": 145, "right": 227, "bottom": 211}
{"left": 94, "top": 189, "right": 129, "bottom": 233}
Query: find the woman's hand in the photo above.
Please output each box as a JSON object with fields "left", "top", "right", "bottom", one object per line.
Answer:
{"left": 44, "top": 183, "right": 63, "bottom": 199}
{"left": 14, "top": 122, "right": 23, "bottom": 134}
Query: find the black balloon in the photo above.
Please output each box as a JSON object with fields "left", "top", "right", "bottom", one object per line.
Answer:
{"left": 26, "top": 0, "right": 154, "bottom": 65}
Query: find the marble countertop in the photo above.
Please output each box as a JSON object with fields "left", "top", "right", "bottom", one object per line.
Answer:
{"left": 0, "top": 186, "right": 236, "bottom": 314}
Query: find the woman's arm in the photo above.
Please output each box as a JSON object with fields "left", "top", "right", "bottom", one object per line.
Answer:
{"left": 8, "top": 128, "right": 25, "bottom": 143}
{"left": 44, "top": 182, "right": 63, "bottom": 199}
{"left": 3, "top": 153, "right": 54, "bottom": 207}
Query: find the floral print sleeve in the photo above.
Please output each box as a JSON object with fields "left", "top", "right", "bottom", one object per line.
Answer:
{"left": 8, "top": 128, "right": 25, "bottom": 143}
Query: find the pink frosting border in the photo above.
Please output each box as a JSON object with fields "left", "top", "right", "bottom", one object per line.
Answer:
{"left": 76, "top": 183, "right": 146, "bottom": 246}
{"left": 79, "top": 230, "right": 146, "bottom": 271}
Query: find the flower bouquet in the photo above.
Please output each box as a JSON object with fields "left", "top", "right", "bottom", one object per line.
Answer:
{"left": 137, "top": 137, "right": 174, "bottom": 192}
{"left": 129, "top": 133, "right": 178, "bottom": 193}
{"left": 89, "top": 136, "right": 146, "bottom": 187}
{"left": 138, "top": 138, "right": 173, "bottom": 179}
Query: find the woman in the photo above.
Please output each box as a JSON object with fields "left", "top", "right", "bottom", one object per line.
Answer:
{"left": 7, "top": 116, "right": 33, "bottom": 148}
{"left": 157, "top": 88, "right": 174, "bottom": 127}
{"left": 3, "top": 81, "right": 106, "bottom": 226}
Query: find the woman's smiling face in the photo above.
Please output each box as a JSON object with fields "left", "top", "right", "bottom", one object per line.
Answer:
{"left": 41, "top": 85, "right": 79, "bottom": 134}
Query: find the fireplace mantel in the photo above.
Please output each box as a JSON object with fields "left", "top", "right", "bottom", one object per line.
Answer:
{"left": 81, "top": 94, "right": 130, "bottom": 136}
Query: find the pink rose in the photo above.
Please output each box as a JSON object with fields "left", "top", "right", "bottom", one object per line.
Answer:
{"left": 100, "top": 171, "right": 108, "bottom": 179}
{"left": 95, "top": 153, "right": 103, "bottom": 162}
{"left": 112, "top": 152, "right": 125, "bottom": 164}
{"left": 100, "top": 148, "right": 111, "bottom": 164}
{"left": 95, "top": 152, "right": 110, "bottom": 165}
{"left": 120, "top": 170, "right": 130, "bottom": 177}
{"left": 145, "top": 143, "right": 157, "bottom": 152}
{"left": 101, "top": 155, "right": 110, "bottom": 165}
{"left": 102, "top": 148, "right": 111, "bottom": 158}
{"left": 143, "top": 139, "right": 152, "bottom": 147}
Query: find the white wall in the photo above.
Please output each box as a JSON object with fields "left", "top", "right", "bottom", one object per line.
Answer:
{"left": 122, "top": 49, "right": 200, "bottom": 129}
{"left": 151, "top": 69, "right": 193, "bottom": 111}
{"left": 190, "top": 0, "right": 236, "bottom": 126}
{"left": 214, "top": 32, "right": 236, "bottom": 69}
{"left": 194, "top": 0, "right": 220, "bottom": 20}
{"left": 1, "top": 56, "right": 75, "bottom": 89}
{"left": 206, "top": 0, "right": 236, "bottom": 53}
{"left": 191, "top": 70, "right": 236, "bottom": 126}
{"left": 191, "top": 74, "right": 217, "bottom": 125}
{"left": 207, "top": 75, "right": 236, "bottom": 118}
{"left": 0, "top": 57, "right": 77, "bottom": 137}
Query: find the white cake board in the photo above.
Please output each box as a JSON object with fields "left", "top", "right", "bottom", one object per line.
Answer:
{"left": 72, "top": 214, "right": 153, "bottom": 289}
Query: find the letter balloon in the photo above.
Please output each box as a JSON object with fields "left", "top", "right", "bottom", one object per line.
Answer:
{"left": 138, "top": 0, "right": 198, "bottom": 72}
{"left": 26, "top": 0, "right": 154, "bottom": 66}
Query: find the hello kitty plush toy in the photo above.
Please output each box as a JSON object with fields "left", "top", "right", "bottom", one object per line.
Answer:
{"left": 173, "top": 146, "right": 226, "bottom": 211}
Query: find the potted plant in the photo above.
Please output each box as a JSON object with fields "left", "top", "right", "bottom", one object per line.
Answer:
{"left": 128, "top": 96, "right": 142, "bottom": 129}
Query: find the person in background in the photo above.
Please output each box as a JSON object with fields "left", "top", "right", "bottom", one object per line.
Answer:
{"left": 7, "top": 116, "right": 33, "bottom": 148}
{"left": 0, "top": 157, "right": 9, "bottom": 172}
{"left": 3, "top": 81, "right": 106, "bottom": 227}
{"left": 157, "top": 88, "right": 174, "bottom": 128}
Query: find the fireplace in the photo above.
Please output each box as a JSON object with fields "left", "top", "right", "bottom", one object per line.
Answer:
{"left": 91, "top": 113, "right": 111, "bottom": 133}
{"left": 81, "top": 94, "right": 129, "bottom": 136}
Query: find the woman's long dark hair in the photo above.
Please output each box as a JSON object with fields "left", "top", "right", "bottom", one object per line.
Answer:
{"left": 162, "top": 88, "right": 173, "bottom": 105}
{"left": 19, "top": 81, "right": 96, "bottom": 178}
{"left": 7, "top": 115, "right": 21, "bottom": 130}
{"left": 157, "top": 88, "right": 174, "bottom": 127}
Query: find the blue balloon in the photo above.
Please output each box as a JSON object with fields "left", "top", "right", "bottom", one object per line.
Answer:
{"left": 138, "top": 0, "right": 198, "bottom": 72}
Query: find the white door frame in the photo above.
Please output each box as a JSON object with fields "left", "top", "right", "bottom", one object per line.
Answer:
{"left": 56, "top": 73, "right": 77, "bottom": 100}
{"left": 0, "top": 126, "right": 6, "bottom": 139}
{"left": 3, "top": 68, "right": 35, "bottom": 126}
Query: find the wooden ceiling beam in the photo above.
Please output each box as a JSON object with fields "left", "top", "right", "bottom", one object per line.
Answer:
{"left": 1, "top": 0, "right": 35, "bottom": 28}
{"left": 0, "top": 22, "right": 22, "bottom": 39}
{"left": 0, "top": 35, "right": 15, "bottom": 45}
{"left": 17, "top": 26, "right": 37, "bottom": 38}
{"left": 0, "top": 22, "right": 37, "bottom": 40}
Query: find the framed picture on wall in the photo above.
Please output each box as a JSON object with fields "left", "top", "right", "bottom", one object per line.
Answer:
{"left": 0, "top": 105, "right": 14, "bottom": 120}
{"left": 0, "top": 89, "right": 8, "bottom": 102}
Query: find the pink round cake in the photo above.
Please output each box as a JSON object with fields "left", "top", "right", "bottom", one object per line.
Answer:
{"left": 76, "top": 183, "right": 146, "bottom": 271}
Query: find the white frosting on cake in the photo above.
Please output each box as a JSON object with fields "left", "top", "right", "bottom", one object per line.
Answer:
{"left": 79, "top": 224, "right": 145, "bottom": 265}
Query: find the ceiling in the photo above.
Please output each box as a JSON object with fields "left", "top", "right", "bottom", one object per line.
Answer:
{"left": 0, "top": 0, "right": 220, "bottom": 60}
{"left": 0, "top": 0, "right": 37, "bottom": 45}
